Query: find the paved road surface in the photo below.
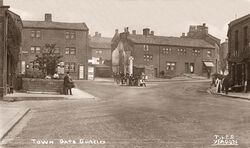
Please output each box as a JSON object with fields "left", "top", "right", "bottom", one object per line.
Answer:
{"left": 1, "top": 80, "right": 250, "bottom": 148}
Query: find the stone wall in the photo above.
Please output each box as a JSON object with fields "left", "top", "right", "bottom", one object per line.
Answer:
{"left": 22, "top": 78, "right": 63, "bottom": 93}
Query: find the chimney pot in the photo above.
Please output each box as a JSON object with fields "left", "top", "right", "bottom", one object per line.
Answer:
{"left": 95, "top": 32, "right": 98, "bottom": 36}
{"left": 150, "top": 31, "right": 154, "bottom": 36}
{"left": 203, "top": 23, "right": 206, "bottom": 27}
{"left": 143, "top": 28, "right": 150, "bottom": 36}
{"left": 182, "top": 33, "right": 185, "bottom": 37}
{"left": 132, "top": 30, "right": 136, "bottom": 35}
{"left": 45, "top": 13, "right": 52, "bottom": 22}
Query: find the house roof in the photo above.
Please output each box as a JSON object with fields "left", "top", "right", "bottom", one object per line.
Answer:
{"left": 229, "top": 13, "right": 250, "bottom": 28}
{"left": 22, "top": 20, "right": 88, "bottom": 31}
{"left": 89, "top": 37, "right": 112, "bottom": 49}
{"left": 127, "top": 34, "right": 215, "bottom": 49}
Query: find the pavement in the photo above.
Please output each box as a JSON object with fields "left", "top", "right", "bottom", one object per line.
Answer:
{"left": 0, "top": 104, "right": 30, "bottom": 141}
{"left": 208, "top": 86, "right": 250, "bottom": 100}
{"left": 0, "top": 87, "right": 96, "bottom": 142}
{"left": 3, "top": 88, "right": 95, "bottom": 101}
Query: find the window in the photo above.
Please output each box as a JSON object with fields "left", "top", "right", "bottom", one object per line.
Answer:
{"left": 65, "top": 32, "right": 70, "bottom": 39}
{"left": 65, "top": 48, "right": 70, "bottom": 54}
{"left": 162, "top": 47, "right": 172, "bottom": 54}
{"left": 95, "top": 50, "right": 103, "bottom": 54}
{"left": 70, "top": 63, "right": 75, "bottom": 72}
{"left": 31, "top": 30, "right": 41, "bottom": 38}
{"left": 70, "top": 48, "right": 76, "bottom": 55}
{"left": 207, "top": 50, "right": 212, "bottom": 58}
{"left": 166, "top": 62, "right": 176, "bottom": 71}
{"left": 64, "top": 62, "right": 75, "bottom": 72}
{"left": 65, "top": 62, "right": 70, "bottom": 71}
{"left": 70, "top": 32, "right": 76, "bottom": 39}
{"left": 65, "top": 31, "right": 76, "bottom": 39}
{"left": 36, "top": 31, "right": 41, "bottom": 38}
{"left": 30, "top": 46, "right": 41, "bottom": 54}
{"left": 185, "top": 63, "right": 189, "bottom": 73}
{"left": 31, "top": 31, "right": 35, "bottom": 38}
{"left": 65, "top": 47, "right": 76, "bottom": 55}
{"left": 192, "top": 49, "right": 200, "bottom": 56}
{"left": 144, "top": 54, "right": 153, "bottom": 61}
{"left": 178, "top": 48, "right": 186, "bottom": 55}
{"left": 36, "top": 47, "right": 41, "bottom": 53}
{"left": 30, "top": 47, "right": 35, "bottom": 53}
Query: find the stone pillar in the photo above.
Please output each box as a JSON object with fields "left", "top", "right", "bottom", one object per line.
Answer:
{"left": 129, "top": 56, "right": 134, "bottom": 75}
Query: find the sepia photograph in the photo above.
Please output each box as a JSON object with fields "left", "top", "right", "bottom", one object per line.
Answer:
{"left": 0, "top": 0, "right": 250, "bottom": 147}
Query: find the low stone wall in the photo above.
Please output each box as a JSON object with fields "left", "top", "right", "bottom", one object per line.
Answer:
{"left": 22, "top": 78, "right": 63, "bottom": 93}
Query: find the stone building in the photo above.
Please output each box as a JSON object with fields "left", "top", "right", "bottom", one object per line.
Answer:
{"left": 21, "top": 13, "right": 89, "bottom": 80}
{"left": 185, "top": 23, "right": 221, "bottom": 73}
{"left": 89, "top": 32, "right": 112, "bottom": 64}
{"left": 111, "top": 28, "right": 216, "bottom": 79}
{"left": 89, "top": 32, "right": 112, "bottom": 77}
{"left": 227, "top": 13, "right": 250, "bottom": 92}
{"left": 0, "top": 2, "right": 23, "bottom": 99}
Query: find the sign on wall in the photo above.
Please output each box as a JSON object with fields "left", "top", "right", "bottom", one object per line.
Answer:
{"left": 79, "top": 65, "right": 84, "bottom": 79}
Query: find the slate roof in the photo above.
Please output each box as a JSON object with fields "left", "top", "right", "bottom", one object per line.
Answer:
{"left": 228, "top": 13, "right": 250, "bottom": 28}
{"left": 89, "top": 37, "right": 112, "bottom": 49}
{"left": 127, "top": 34, "right": 215, "bottom": 49}
{"left": 22, "top": 20, "right": 88, "bottom": 31}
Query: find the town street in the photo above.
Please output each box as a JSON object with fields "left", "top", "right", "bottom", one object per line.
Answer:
{"left": 2, "top": 80, "right": 250, "bottom": 148}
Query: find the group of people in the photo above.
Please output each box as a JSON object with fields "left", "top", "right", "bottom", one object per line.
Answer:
{"left": 211, "top": 74, "right": 232, "bottom": 94}
{"left": 113, "top": 72, "right": 147, "bottom": 87}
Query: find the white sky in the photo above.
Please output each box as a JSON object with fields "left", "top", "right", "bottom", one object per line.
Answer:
{"left": 4, "top": 0, "right": 250, "bottom": 41}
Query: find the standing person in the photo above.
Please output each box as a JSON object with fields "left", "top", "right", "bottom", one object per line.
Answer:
{"left": 63, "top": 72, "right": 73, "bottom": 95}
{"left": 215, "top": 77, "right": 221, "bottom": 93}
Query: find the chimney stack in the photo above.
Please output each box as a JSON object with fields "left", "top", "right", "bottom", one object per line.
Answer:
{"left": 98, "top": 33, "right": 101, "bottom": 37}
{"left": 115, "top": 29, "right": 119, "bottom": 34}
{"left": 150, "top": 31, "right": 154, "bottom": 36}
{"left": 45, "top": 13, "right": 52, "bottom": 22}
{"left": 0, "top": 0, "right": 3, "bottom": 7}
{"left": 95, "top": 32, "right": 98, "bottom": 36}
{"left": 124, "top": 27, "right": 129, "bottom": 33}
{"left": 143, "top": 28, "right": 150, "bottom": 36}
{"left": 132, "top": 30, "right": 136, "bottom": 35}
{"left": 181, "top": 33, "right": 185, "bottom": 37}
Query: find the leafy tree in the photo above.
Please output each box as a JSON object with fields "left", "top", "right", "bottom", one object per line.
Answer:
{"left": 32, "top": 44, "right": 62, "bottom": 77}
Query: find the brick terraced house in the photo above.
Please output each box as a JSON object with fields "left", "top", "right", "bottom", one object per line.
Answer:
{"left": 21, "top": 13, "right": 89, "bottom": 80}
{"left": 227, "top": 13, "right": 250, "bottom": 92}
{"left": 0, "top": 2, "right": 23, "bottom": 99}
{"left": 111, "top": 27, "right": 217, "bottom": 79}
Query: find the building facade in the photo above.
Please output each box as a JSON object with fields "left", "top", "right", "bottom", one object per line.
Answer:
{"left": 185, "top": 23, "right": 221, "bottom": 73}
{"left": 111, "top": 28, "right": 216, "bottom": 79}
{"left": 89, "top": 32, "right": 112, "bottom": 64}
{"left": 21, "top": 14, "right": 89, "bottom": 80}
{"left": 220, "top": 40, "right": 229, "bottom": 75}
{"left": 89, "top": 32, "right": 112, "bottom": 77}
{"left": 0, "top": 3, "right": 22, "bottom": 99}
{"left": 227, "top": 13, "right": 250, "bottom": 92}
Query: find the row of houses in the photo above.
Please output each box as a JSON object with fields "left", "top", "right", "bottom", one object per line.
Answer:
{"left": 111, "top": 24, "right": 224, "bottom": 79}
{"left": 4, "top": 3, "right": 247, "bottom": 99}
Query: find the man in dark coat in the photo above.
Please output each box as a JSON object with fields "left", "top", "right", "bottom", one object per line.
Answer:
{"left": 222, "top": 75, "right": 231, "bottom": 94}
{"left": 63, "top": 72, "right": 72, "bottom": 95}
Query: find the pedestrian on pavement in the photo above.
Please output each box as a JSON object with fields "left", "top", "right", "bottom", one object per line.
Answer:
{"left": 215, "top": 77, "right": 222, "bottom": 93}
{"left": 64, "top": 72, "right": 73, "bottom": 95}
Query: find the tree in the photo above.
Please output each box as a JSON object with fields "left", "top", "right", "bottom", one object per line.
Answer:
{"left": 32, "top": 44, "right": 62, "bottom": 77}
